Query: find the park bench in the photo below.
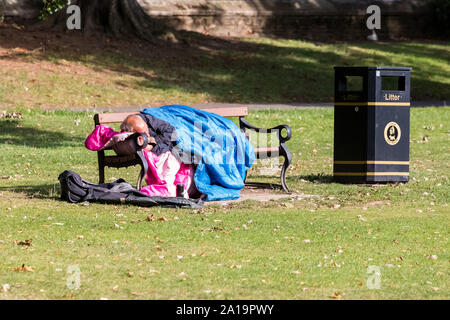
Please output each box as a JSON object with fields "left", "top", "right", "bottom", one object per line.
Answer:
{"left": 93, "top": 107, "right": 292, "bottom": 193}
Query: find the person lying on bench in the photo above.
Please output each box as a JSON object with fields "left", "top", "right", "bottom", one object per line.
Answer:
{"left": 86, "top": 105, "right": 254, "bottom": 201}
{"left": 85, "top": 113, "right": 199, "bottom": 199}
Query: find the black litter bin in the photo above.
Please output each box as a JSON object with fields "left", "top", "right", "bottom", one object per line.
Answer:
{"left": 333, "top": 66, "right": 412, "bottom": 183}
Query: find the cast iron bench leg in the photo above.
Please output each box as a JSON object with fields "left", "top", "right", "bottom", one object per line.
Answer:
{"left": 280, "top": 143, "right": 292, "bottom": 193}
{"left": 98, "top": 150, "right": 105, "bottom": 184}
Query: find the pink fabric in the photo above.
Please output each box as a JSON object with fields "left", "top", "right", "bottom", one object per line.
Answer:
{"left": 85, "top": 125, "right": 197, "bottom": 198}
{"left": 140, "top": 150, "right": 195, "bottom": 199}
{"left": 85, "top": 125, "right": 119, "bottom": 151}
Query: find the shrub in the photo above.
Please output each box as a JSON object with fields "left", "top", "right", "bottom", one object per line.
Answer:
{"left": 39, "top": 0, "right": 69, "bottom": 20}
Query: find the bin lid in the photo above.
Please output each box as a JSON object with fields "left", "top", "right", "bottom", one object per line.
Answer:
{"left": 334, "top": 66, "right": 412, "bottom": 71}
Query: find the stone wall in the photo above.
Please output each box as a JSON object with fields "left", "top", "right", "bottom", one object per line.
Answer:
{"left": 1, "top": 0, "right": 433, "bottom": 40}
{"left": 137, "top": 0, "right": 428, "bottom": 40}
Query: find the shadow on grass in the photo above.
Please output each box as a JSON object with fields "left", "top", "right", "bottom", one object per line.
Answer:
{"left": 0, "top": 119, "right": 83, "bottom": 148}
{"left": 0, "top": 25, "right": 448, "bottom": 104}
{"left": 0, "top": 183, "right": 60, "bottom": 199}
{"left": 291, "top": 174, "right": 334, "bottom": 184}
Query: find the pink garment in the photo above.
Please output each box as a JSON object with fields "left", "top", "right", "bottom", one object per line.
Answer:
{"left": 140, "top": 150, "right": 195, "bottom": 198}
{"left": 85, "top": 125, "right": 197, "bottom": 198}
{"left": 85, "top": 125, "right": 119, "bottom": 151}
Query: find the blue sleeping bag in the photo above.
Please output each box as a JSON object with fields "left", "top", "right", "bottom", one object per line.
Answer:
{"left": 140, "top": 105, "right": 255, "bottom": 201}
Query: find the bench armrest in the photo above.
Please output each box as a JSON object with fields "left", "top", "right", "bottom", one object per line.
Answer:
{"left": 239, "top": 118, "right": 292, "bottom": 143}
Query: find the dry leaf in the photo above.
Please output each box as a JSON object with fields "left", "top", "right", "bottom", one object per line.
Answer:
{"left": 14, "top": 239, "right": 32, "bottom": 246}
{"left": 330, "top": 291, "right": 342, "bottom": 299}
{"left": 13, "top": 264, "right": 35, "bottom": 272}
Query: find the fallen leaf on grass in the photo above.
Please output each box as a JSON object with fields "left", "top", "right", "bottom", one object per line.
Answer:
{"left": 146, "top": 215, "right": 169, "bottom": 222}
{"left": 0, "top": 111, "right": 23, "bottom": 119}
{"left": 13, "top": 264, "right": 35, "bottom": 272}
{"left": 177, "top": 272, "right": 187, "bottom": 280}
{"left": 14, "top": 239, "right": 32, "bottom": 246}
{"left": 330, "top": 291, "right": 343, "bottom": 299}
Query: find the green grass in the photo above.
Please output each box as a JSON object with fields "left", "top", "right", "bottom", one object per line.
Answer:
{"left": 0, "top": 107, "right": 448, "bottom": 299}
{"left": 1, "top": 36, "right": 449, "bottom": 110}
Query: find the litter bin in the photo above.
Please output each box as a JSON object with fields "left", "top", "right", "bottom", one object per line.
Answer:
{"left": 333, "top": 66, "right": 412, "bottom": 183}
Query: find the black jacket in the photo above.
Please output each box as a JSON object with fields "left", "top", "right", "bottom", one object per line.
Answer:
{"left": 137, "top": 113, "right": 176, "bottom": 156}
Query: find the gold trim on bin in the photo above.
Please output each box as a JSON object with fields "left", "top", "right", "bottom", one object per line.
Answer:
{"left": 334, "top": 160, "right": 409, "bottom": 165}
{"left": 334, "top": 172, "right": 409, "bottom": 176}
{"left": 334, "top": 102, "right": 410, "bottom": 107}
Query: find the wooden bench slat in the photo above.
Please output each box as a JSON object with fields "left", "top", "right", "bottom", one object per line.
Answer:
{"left": 199, "top": 107, "right": 248, "bottom": 118}
{"left": 96, "top": 112, "right": 139, "bottom": 124}
{"left": 254, "top": 147, "right": 279, "bottom": 153}
{"left": 95, "top": 107, "right": 248, "bottom": 124}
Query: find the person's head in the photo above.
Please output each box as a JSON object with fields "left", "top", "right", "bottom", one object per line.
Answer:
{"left": 120, "top": 115, "right": 156, "bottom": 151}
{"left": 120, "top": 115, "right": 149, "bottom": 137}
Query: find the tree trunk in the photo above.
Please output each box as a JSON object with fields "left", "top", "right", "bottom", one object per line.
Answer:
{"left": 34, "top": 0, "right": 169, "bottom": 41}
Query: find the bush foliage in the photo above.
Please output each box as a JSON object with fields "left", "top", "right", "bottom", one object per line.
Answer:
{"left": 39, "top": 0, "right": 69, "bottom": 20}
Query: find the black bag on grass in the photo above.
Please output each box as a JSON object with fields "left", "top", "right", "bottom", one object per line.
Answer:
{"left": 58, "top": 170, "right": 203, "bottom": 209}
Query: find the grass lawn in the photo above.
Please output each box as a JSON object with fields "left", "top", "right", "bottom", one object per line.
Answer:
{"left": 0, "top": 107, "right": 448, "bottom": 299}
{"left": 0, "top": 27, "right": 449, "bottom": 109}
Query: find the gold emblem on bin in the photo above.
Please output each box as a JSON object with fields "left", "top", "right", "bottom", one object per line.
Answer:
{"left": 384, "top": 122, "right": 401, "bottom": 145}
